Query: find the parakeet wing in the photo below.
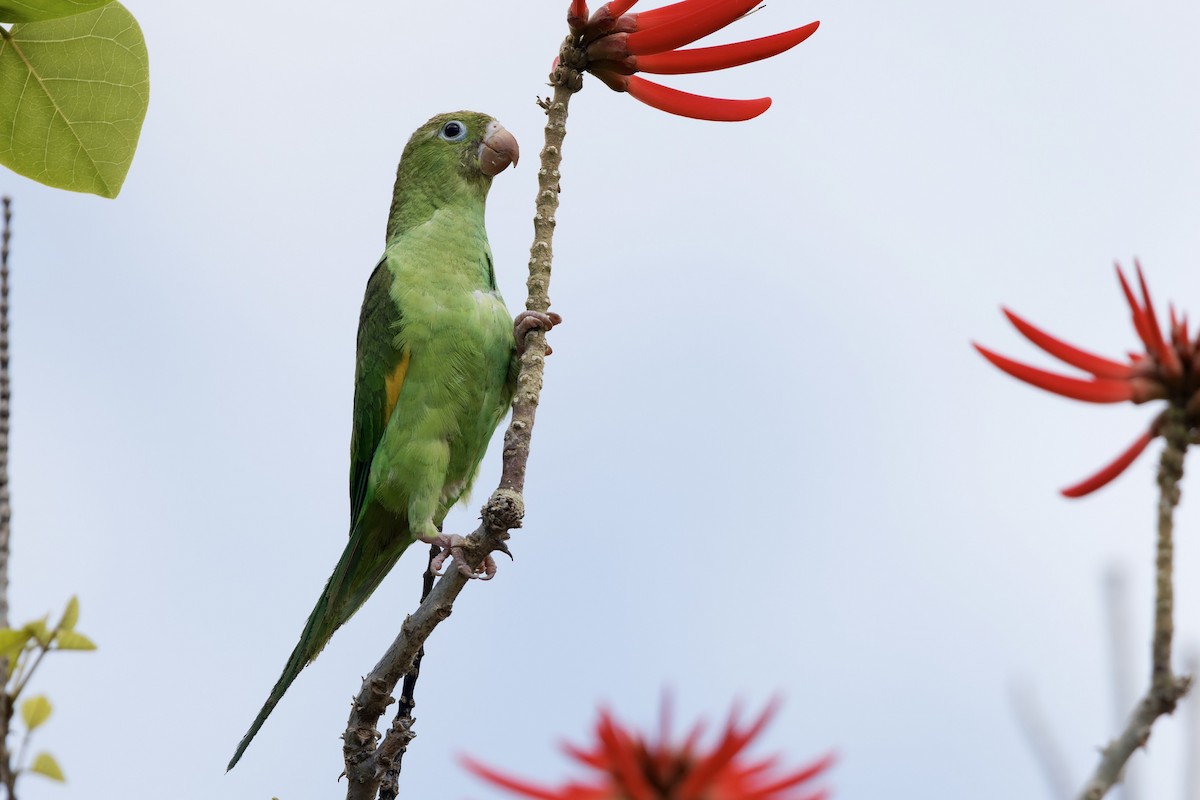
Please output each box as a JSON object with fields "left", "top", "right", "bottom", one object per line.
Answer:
{"left": 348, "top": 258, "right": 407, "bottom": 526}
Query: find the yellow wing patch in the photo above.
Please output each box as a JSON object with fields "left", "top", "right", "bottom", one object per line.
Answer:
{"left": 383, "top": 349, "right": 411, "bottom": 423}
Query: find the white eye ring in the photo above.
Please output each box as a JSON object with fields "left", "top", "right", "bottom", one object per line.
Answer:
{"left": 439, "top": 120, "right": 467, "bottom": 142}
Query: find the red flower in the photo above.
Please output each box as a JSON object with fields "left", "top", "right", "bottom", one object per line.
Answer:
{"left": 974, "top": 262, "right": 1200, "bottom": 497}
{"left": 564, "top": 0, "right": 819, "bottom": 121}
{"left": 463, "top": 699, "right": 834, "bottom": 799}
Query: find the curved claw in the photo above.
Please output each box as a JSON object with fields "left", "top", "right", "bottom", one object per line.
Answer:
{"left": 514, "top": 310, "right": 563, "bottom": 356}
{"left": 424, "top": 533, "right": 497, "bottom": 580}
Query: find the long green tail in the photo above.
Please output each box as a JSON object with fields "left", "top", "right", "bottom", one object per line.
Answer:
{"left": 227, "top": 517, "right": 411, "bottom": 771}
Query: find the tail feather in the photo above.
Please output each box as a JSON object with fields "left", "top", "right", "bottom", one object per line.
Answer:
{"left": 226, "top": 591, "right": 332, "bottom": 771}
{"left": 227, "top": 517, "right": 411, "bottom": 771}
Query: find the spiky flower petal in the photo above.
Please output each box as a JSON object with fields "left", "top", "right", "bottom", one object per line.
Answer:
{"left": 975, "top": 262, "right": 1200, "bottom": 496}
{"left": 465, "top": 699, "right": 834, "bottom": 799}
{"left": 563, "top": 0, "right": 819, "bottom": 121}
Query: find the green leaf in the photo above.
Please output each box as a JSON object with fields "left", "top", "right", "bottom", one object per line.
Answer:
{"left": 0, "top": 0, "right": 114, "bottom": 24}
{"left": 29, "top": 751, "right": 64, "bottom": 781}
{"left": 20, "top": 694, "right": 51, "bottom": 730}
{"left": 53, "top": 630, "right": 96, "bottom": 650}
{"left": 0, "top": 627, "right": 32, "bottom": 659}
{"left": 23, "top": 617, "right": 51, "bottom": 647}
{"left": 0, "top": 2, "right": 149, "bottom": 197}
{"left": 58, "top": 595, "right": 79, "bottom": 631}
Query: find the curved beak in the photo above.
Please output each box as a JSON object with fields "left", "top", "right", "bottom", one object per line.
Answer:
{"left": 479, "top": 122, "right": 519, "bottom": 177}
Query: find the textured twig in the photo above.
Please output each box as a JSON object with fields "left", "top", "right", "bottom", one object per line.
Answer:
{"left": 376, "top": 545, "right": 439, "bottom": 800}
{"left": 0, "top": 196, "right": 9, "bottom": 632}
{"left": 1075, "top": 407, "right": 1192, "bottom": 800}
{"left": 0, "top": 196, "right": 14, "bottom": 800}
{"left": 1011, "top": 681, "right": 1073, "bottom": 800}
{"left": 341, "top": 39, "right": 583, "bottom": 800}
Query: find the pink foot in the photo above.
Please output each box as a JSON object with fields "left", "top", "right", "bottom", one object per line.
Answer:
{"left": 422, "top": 534, "right": 497, "bottom": 580}
{"left": 514, "top": 310, "right": 563, "bottom": 356}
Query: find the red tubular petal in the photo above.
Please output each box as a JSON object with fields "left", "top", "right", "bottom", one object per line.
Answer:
{"left": 1169, "top": 304, "right": 1188, "bottom": 351}
{"left": 626, "top": 0, "right": 762, "bottom": 55}
{"left": 596, "top": 714, "right": 656, "bottom": 800}
{"left": 589, "top": 55, "right": 638, "bottom": 74}
{"left": 678, "top": 702, "right": 777, "bottom": 798}
{"left": 461, "top": 754, "right": 567, "bottom": 799}
{"left": 743, "top": 753, "right": 836, "bottom": 798}
{"left": 1134, "top": 260, "right": 1162, "bottom": 342}
{"left": 1116, "top": 264, "right": 1155, "bottom": 353}
{"left": 587, "top": 32, "right": 631, "bottom": 61}
{"left": 1128, "top": 262, "right": 1176, "bottom": 369}
{"left": 562, "top": 740, "right": 607, "bottom": 768}
{"left": 636, "top": 21, "right": 819, "bottom": 74}
{"left": 973, "top": 344, "right": 1134, "bottom": 403}
{"left": 582, "top": 1, "right": 639, "bottom": 40}
{"left": 591, "top": 66, "right": 631, "bottom": 91}
{"left": 1134, "top": 260, "right": 1182, "bottom": 376}
{"left": 1002, "top": 308, "right": 1132, "bottom": 379}
{"left": 569, "top": 0, "right": 591, "bottom": 33}
{"left": 624, "top": 75, "right": 771, "bottom": 121}
{"left": 633, "top": 0, "right": 721, "bottom": 29}
{"left": 1060, "top": 427, "right": 1156, "bottom": 498}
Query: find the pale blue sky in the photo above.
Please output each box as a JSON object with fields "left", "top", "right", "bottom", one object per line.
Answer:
{"left": 5, "top": 0, "right": 1200, "bottom": 798}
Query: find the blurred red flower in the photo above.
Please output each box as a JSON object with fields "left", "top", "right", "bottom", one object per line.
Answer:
{"left": 464, "top": 699, "right": 834, "bottom": 799}
{"left": 974, "top": 262, "right": 1199, "bottom": 496}
{"left": 564, "top": 0, "right": 819, "bottom": 121}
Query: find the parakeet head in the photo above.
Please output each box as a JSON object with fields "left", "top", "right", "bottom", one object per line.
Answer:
{"left": 386, "top": 111, "right": 519, "bottom": 240}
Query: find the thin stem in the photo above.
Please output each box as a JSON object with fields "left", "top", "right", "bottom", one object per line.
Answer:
{"left": 0, "top": 195, "right": 13, "bottom": 800}
{"left": 1010, "top": 681, "right": 1073, "bottom": 800}
{"left": 1075, "top": 407, "right": 1192, "bottom": 800}
{"left": 0, "top": 195, "right": 10, "bottom": 632}
{"left": 10, "top": 644, "right": 49, "bottom": 704}
{"left": 341, "top": 39, "right": 584, "bottom": 800}
{"left": 1150, "top": 409, "right": 1185, "bottom": 691}
{"left": 1102, "top": 568, "right": 1138, "bottom": 800}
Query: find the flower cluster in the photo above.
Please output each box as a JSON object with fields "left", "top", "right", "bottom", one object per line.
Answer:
{"left": 464, "top": 699, "right": 834, "bottom": 799}
{"left": 974, "top": 262, "right": 1199, "bottom": 496}
{"left": 564, "top": 0, "right": 819, "bottom": 121}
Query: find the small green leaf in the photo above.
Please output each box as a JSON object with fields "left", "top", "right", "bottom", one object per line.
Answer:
{"left": 22, "top": 618, "right": 51, "bottom": 647}
{"left": 0, "top": 627, "right": 32, "bottom": 658}
{"left": 20, "top": 695, "right": 51, "bottom": 730}
{"left": 0, "top": 2, "right": 150, "bottom": 197}
{"left": 53, "top": 630, "right": 96, "bottom": 651}
{"left": 0, "top": 0, "right": 114, "bottom": 23}
{"left": 29, "top": 751, "right": 64, "bottom": 781}
{"left": 58, "top": 596, "right": 79, "bottom": 631}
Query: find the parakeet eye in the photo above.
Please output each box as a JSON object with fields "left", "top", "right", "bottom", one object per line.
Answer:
{"left": 439, "top": 121, "right": 467, "bottom": 142}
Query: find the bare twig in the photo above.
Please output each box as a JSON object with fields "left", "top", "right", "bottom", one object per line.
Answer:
{"left": 376, "top": 545, "right": 439, "bottom": 800}
{"left": 1011, "top": 680, "right": 1073, "bottom": 799}
{"left": 341, "top": 39, "right": 583, "bottom": 800}
{"left": 0, "top": 195, "right": 14, "bottom": 800}
{"left": 0, "top": 196, "right": 10, "bottom": 632}
{"left": 1102, "top": 568, "right": 1139, "bottom": 800}
{"left": 1076, "top": 407, "right": 1193, "bottom": 800}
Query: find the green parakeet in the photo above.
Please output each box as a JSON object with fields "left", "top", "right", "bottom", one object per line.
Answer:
{"left": 228, "top": 111, "right": 556, "bottom": 771}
